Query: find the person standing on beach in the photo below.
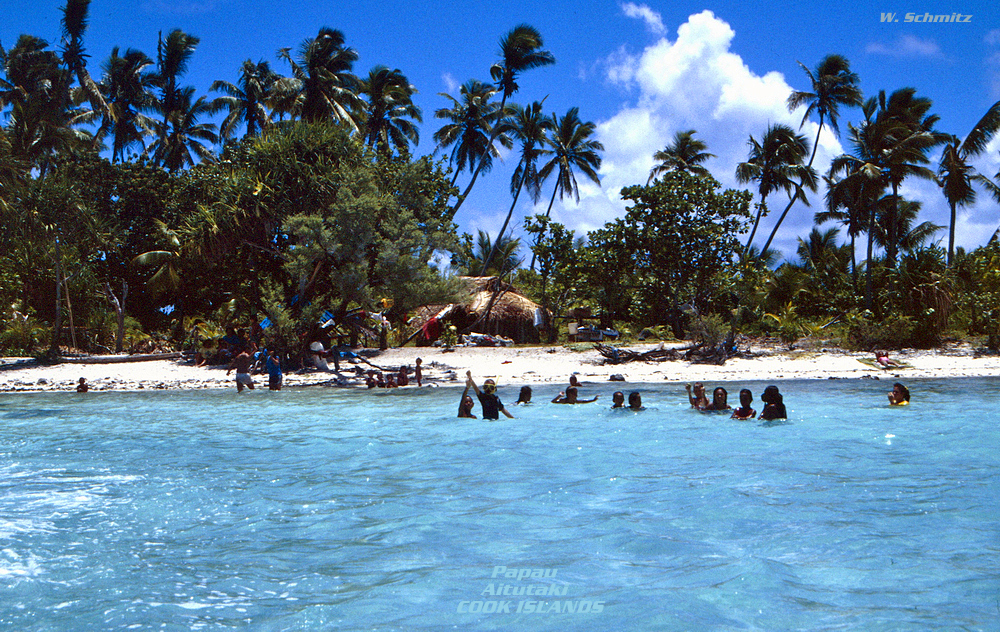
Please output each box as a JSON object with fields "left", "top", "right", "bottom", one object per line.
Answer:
{"left": 265, "top": 350, "right": 282, "bottom": 391}
{"left": 414, "top": 357, "right": 423, "bottom": 386}
{"left": 226, "top": 350, "right": 255, "bottom": 392}
{"left": 466, "top": 371, "right": 513, "bottom": 420}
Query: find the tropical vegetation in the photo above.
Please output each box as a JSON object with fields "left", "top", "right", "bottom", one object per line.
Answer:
{"left": 3, "top": 4, "right": 1000, "bottom": 361}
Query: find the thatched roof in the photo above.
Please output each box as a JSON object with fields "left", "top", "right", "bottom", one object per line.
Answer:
{"left": 411, "top": 276, "right": 548, "bottom": 344}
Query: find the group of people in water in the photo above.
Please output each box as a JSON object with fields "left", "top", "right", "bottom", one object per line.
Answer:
{"left": 455, "top": 373, "right": 912, "bottom": 420}
{"left": 685, "top": 382, "right": 787, "bottom": 420}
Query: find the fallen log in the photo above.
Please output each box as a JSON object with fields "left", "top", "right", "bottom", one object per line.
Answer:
{"left": 59, "top": 352, "right": 183, "bottom": 364}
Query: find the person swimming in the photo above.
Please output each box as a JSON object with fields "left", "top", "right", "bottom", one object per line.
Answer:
{"left": 457, "top": 382, "right": 477, "bottom": 419}
{"left": 731, "top": 389, "right": 756, "bottom": 420}
{"left": 627, "top": 391, "right": 645, "bottom": 411}
{"left": 888, "top": 382, "right": 910, "bottom": 406}
{"left": 611, "top": 391, "right": 625, "bottom": 409}
{"left": 759, "top": 385, "right": 787, "bottom": 420}
{"left": 703, "top": 387, "right": 731, "bottom": 412}
{"left": 686, "top": 382, "right": 709, "bottom": 409}
{"left": 551, "top": 386, "right": 599, "bottom": 404}
{"left": 515, "top": 386, "right": 532, "bottom": 405}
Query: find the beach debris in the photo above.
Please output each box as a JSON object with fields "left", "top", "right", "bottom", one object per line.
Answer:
{"left": 595, "top": 342, "right": 739, "bottom": 365}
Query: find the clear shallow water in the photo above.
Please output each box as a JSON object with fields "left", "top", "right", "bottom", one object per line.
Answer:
{"left": 1, "top": 378, "right": 998, "bottom": 631}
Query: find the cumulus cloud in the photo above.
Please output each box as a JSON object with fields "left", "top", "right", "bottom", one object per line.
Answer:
{"left": 543, "top": 10, "right": 841, "bottom": 258}
{"left": 620, "top": 2, "right": 666, "bottom": 35}
{"left": 866, "top": 34, "right": 942, "bottom": 58}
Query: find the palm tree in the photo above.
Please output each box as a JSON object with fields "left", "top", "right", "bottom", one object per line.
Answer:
{"left": 874, "top": 88, "right": 944, "bottom": 266}
{"left": 433, "top": 79, "right": 509, "bottom": 189}
{"left": 276, "top": 27, "right": 362, "bottom": 129}
{"left": 479, "top": 100, "right": 552, "bottom": 275}
{"left": 647, "top": 129, "right": 714, "bottom": 183}
{"left": 467, "top": 230, "right": 522, "bottom": 277}
{"left": 530, "top": 107, "right": 603, "bottom": 270}
{"left": 150, "top": 29, "right": 200, "bottom": 167}
{"left": 59, "top": 0, "right": 108, "bottom": 118}
{"left": 0, "top": 35, "right": 90, "bottom": 175}
{"left": 871, "top": 196, "right": 942, "bottom": 258}
{"left": 147, "top": 86, "right": 220, "bottom": 172}
{"left": 735, "top": 123, "right": 815, "bottom": 254}
{"left": 937, "top": 100, "right": 1000, "bottom": 265}
{"left": 211, "top": 59, "right": 279, "bottom": 140}
{"left": 830, "top": 91, "right": 942, "bottom": 305}
{"left": 450, "top": 24, "right": 555, "bottom": 216}
{"left": 0, "top": 127, "right": 26, "bottom": 211}
{"left": 358, "top": 66, "right": 421, "bottom": 155}
{"left": 797, "top": 226, "right": 846, "bottom": 271}
{"left": 786, "top": 54, "right": 863, "bottom": 168}
{"left": 97, "top": 46, "right": 156, "bottom": 162}
{"left": 817, "top": 172, "right": 872, "bottom": 284}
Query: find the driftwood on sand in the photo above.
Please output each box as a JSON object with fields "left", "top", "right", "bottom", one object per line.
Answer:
{"left": 59, "top": 352, "right": 184, "bottom": 364}
{"left": 595, "top": 343, "right": 736, "bottom": 366}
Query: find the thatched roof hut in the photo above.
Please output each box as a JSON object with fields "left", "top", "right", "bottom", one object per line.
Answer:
{"left": 411, "top": 277, "right": 548, "bottom": 344}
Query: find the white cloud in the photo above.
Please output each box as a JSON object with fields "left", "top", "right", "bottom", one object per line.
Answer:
{"left": 441, "top": 72, "right": 460, "bottom": 93}
{"left": 866, "top": 34, "right": 942, "bottom": 58}
{"left": 557, "top": 10, "right": 844, "bottom": 258}
{"left": 621, "top": 2, "right": 666, "bottom": 36}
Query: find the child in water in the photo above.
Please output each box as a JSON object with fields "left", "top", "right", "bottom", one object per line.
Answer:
{"left": 611, "top": 391, "right": 626, "bottom": 409}
{"left": 703, "top": 387, "right": 731, "bottom": 411}
{"left": 731, "top": 389, "right": 756, "bottom": 420}
{"left": 466, "top": 371, "right": 514, "bottom": 420}
{"left": 457, "top": 381, "right": 477, "bottom": 418}
{"left": 515, "top": 386, "right": 532, "bottom": 405}
{"left": 888, "top": 382, "right": 910, "bottom": 406}
{"left": 686, "top": 382, "right": 709, "bottom": 409}
{"left": 551, "top": 386, "right": 599, "bottom": 404}
{"left": 759, "top": 385, "right": 787, "bottom": 420}
{"left": 627, "top": 392, "right": 644, "bottom": 411}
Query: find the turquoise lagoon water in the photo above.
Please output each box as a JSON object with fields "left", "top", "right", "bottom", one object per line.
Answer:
{"left": 1, "top": 378, "right": 998, "bottom": 631}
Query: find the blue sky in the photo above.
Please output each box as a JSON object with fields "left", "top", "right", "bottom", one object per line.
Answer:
{"left": 4, "top": 0, "right": 1000, "bottom": 260}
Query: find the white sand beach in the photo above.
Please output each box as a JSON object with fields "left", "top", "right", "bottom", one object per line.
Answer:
{"left": 2, "top": 341, "right": 999, "bottom": 393}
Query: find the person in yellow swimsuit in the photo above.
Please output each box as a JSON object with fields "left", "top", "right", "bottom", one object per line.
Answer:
{"left": 888, "top": 382, "right": 910, "bottom": 406}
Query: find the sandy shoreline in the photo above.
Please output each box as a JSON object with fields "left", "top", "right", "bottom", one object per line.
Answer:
{"left": 2, "top": 341, "right": 999, "bottom": 393}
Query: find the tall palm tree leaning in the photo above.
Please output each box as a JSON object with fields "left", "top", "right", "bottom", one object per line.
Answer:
{"left": 736, "top": 123, "right": 816, "bottom": 256}
{"left": 647, "top": 129, "right": 714, "bottom": 183}
{"left": 433, "top": 79, "right": 509, "bottom": 188}
{"left": 479, "top": 99, "right": 552, "bottom": 276}
{"left": 448, "top": 24, "right": 554, "bottom": 219}
{"left": 211, "top": 60, "right": 279, "bottom": 140}
{"left": 59, "top": 0, "right": 108, "bottom": 122}
{"left": 937, "top": 100, "right": 1000, "bottom": 265}
{"left": 528, "top": 106, "right": 604, "bottom": 271}
{"left": 786, "top": 55, "right": 862, "bottom": 168}
{"left": 359, "top": 66, "right": 421, "bottom": 156}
